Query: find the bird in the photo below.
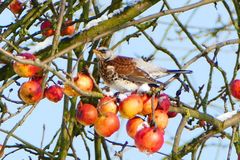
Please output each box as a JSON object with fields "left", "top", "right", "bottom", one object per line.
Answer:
{"left": 93, "top": 47, "right": 192, "bottom": 92}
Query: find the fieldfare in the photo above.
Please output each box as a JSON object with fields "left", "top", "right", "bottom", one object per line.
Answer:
{"left": 93, "top": 47, "right": 192, "bottom": 92}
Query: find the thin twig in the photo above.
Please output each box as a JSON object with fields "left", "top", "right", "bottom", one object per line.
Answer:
{"left": 0, "top": 104, "right": 29, "bottom": 123}
{"left": 227, "top": 126, "right": 237, "bottom": 160}
{"left": 172, "top": 116, "right": 188, "bottom": 156}
{"left": 2, "top": 104, "right": 38, "bottom": 152}
{"left": 40, "top": 124, "right": 46, "bottom": 149}
{"left": 0, "top": 128, "right": 54, "bottom": 158}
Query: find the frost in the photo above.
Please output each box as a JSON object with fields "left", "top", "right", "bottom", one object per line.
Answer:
{"left": 83, "top": 0, "right": 142, "bottom": 30}
{"left": 137, "top": 83, "right": 151, "bottom": 93}
{"left": 102, "top": 90, "right": 114, "bottom": 97}
{"left": 35, "top": 0, "right": 45, "bottom": 4}
{"left": 100, "top": 15, "right": 109, "bottom": 21}
{"left": 84, "top": 14, "right": 110, "bottom": 30}
{"left": 19, "top": 0, "right": 27, "bottom": 3}
{"left": 27, "top": 37, "right": 53, "bottom": 53}
{"left": 84, "top": 19, "right": 99, "bottom": 30}
{"left": 136, "top": 122, "right": 149, "bottom": 132}
{"left": 107, "top": 8, "right": 125, "bottom": 18}
{"left": 117, "top": 93, "right": 128, "bottom": 101}
{"left": 126, "top": 0, "right": 142, "bottom": 7}
{"left": 216, "top": 110, "right": 238, "bottom": 121}
{"left": 117, "top": 92, "right": 132, "bottom": 101}
{"left": 84, "top": 6, "right": 125, "bottom": 30}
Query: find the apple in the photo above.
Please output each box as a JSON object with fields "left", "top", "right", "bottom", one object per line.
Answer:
{"left": 31, "top": 76, "right": 44, "bottom": 84}
{"left": 230, "top": 79, "right": 240, "bottom": 99}
{"left": 9, "top": 0, "right": 23, "bottom": 14}
{"left": 157, "top": 93, "right": 170, "bottom": 112}
{"left": 198, "top": 120, "right": 206, "bottom": 127}
{"left": 76, "top": 103, "right": 98, "bottom": 126}
{"left": 61, "top": 20, "right": 75, "bottom": 36}
{"left": 63, "top": 73, "right": 94, "bottom": 96}
{"left": 19, "top": 80, "right": 43, "bottom": 104}
{"left": 97, "top": 96, "right": 118, "bottom": 114}
{"left": 148, "top": 109, "right": 168, "bottom": 130}
{"left": 167, "top": 105, "right": 179, "bottom": 118}
{"left": 13, "top": 53, "right": 43, "bottom": 78}
{"left": 44, "top": 85, "right": 63, "bottom": 103}
{"left": 74, "top": 73, "right": 94, "bottom": 91}
{"left": 119, "top": 94, "right": 143, "bottom": 119}
{"left": 94, "top": 112, "right": 120, "bottom": 137}
{"left": 41, "top": 20, "right": 55, "bottom": 37}
{"left": 135, "top": 127, "right": 164, "bottom": 153}
{"left": 126, "top": 116, "right": 148, "bottom": 139}
{"left": 140, "top": 94, "right": 158, "bottom": 115}
{"left": 167, "top": 111, "right": 178, "bottom": 118}
{"left": 0, "top": 144, "right": 4, "bottom": 158}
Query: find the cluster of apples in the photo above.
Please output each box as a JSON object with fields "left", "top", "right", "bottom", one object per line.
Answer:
{"left": 9, "top": 0, "right": 74, "bottom": 37}
{"left": 76, "top": 99, "right": 120, "bottom": 137}
{"left": 40, "top": 20, "right": 75, "bottom": 37}
{"left": 123, "top": 93, "right": 174, "bottom": 153}
{"left": 63, "top": 72, "right": 94, "bottom": 97}
{"left": 13, "top": 52, "right": 95, "bottom": 104}
{"left": 76, "top": 91, "right": 177, "bottom": 154}
{"left": 13, "top": 53, "right": 65, "bottom": 104}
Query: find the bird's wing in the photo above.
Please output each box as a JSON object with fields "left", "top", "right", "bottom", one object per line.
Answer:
{"left": 107, "top": 56, "right": 159, "bottom": 84}
{"left": 134, "top": 58, "right": 169, "bottom": 78}
{"left": 134, "top": 59, "right": 192, "bottom": 78}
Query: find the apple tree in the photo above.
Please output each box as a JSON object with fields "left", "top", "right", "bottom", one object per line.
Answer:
{"left": 0, "top": 0, "right": 240, "bottom": 159}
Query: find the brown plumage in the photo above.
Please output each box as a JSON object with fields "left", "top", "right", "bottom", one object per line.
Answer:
{"left": 93, "top": 47, "right": 192, "bottom": 92}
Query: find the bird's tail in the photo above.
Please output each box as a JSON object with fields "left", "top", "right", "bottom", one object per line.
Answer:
{"left": 166, "top": 69, "right": 193, "bottom": 74}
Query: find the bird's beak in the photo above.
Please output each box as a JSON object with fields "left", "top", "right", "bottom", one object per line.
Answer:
{"left": 93, "top": 49, "right": 103, "bottom": 58}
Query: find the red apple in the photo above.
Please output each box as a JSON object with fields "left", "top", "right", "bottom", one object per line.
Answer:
{"left": 135, "top": 127, "right": 164, "bottom": 153}
{"left": 19, "top": 80, "right": 43, "bottom": 104}
{"left": 94, "top": 112, "right": 120, "bottom": 137}
{"left": 9, "top": 0, "right": 23, "bottom": 14}
{"left": 74, "top": 73, "right": 94, "bottom": 91}
{"left": 148, "top": 109, "right": 168, "bottom": 130}
{"left": 76, "top": 103, "right": 98, "bottom": 126}
{"left": 41, "top": 20, "right": 55, "bottom": 37}
{"left": 31, "top": 76, "right": 44, "bottom": 84}
{"left": 61, "top": 20, "right": 75, "bottom": 36}
{"left": 119, "top": 94, "right": 143, "bottom": 119}
{"left": 198, "top": 120, "right": 206, "bottom": 127}
{"left": 13, "top": 53, "right": 43, "bottom": 77}
{"left": 140, "top": 94, "right": 158, "bottom": 115}
{"left": 167, "top": 111, "right": 178, "bottom": 118}
{"left": 167, "top": 104, "right": 179, "bottom": 118}
{"left": 157, "top": 93, "right": 170, "bottom": 112}
{"left": 63, "top": 73, "right": 94, "bottom": 96}
{"left": 44, "top": 85, "right": 63, "bottom": 103}
{"left": 230, "top": 79, "right": 240, "bottom": 99}
{"left": 97, "top": 96, "right": 118, "bottom": 114}
{"left": 126, "top": 116, "right": 148, "bottom": 139}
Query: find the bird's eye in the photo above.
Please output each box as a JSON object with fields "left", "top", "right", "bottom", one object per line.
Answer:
{"left": 100, "top": 49, "right": 107, "bottom": 53}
